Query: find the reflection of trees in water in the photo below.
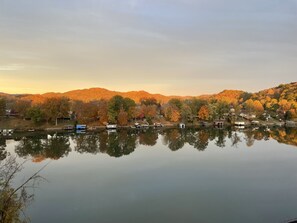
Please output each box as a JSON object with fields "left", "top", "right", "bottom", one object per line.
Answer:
{"left": 10, "top": 128, "right": 297, "bottom": 160}
{"left": 73, "top": 134, "right": 100, "bottom": 154}
{"left": 103, "top": 130, "right": 137, "bottom": 157}
{"left": 15, "top": 135, "right": 71, "bottom": 161}
{"left": 162, "top": 129, "right": 185, "bottom": 151}
{"left": 244, "top": 130, "right": 255, "bottom": 147}
{"left": 15, "top": 136, "right": 44, "bottom": 158}
{"left": 98, "top": 131, "right": 108, "bottom": 154}
{"left": 186, "top": 129, "right": 209, "bottom": 151}
{"left": 43, "top": 137, "right": 71, "bottom": 160}
{"left": 230, "top": 132, "right": 242, "bottom": 148}
{"left": 139, "top": 129, "right": 158, "bottom": 146}
{"left": 270, "top": 128, "right": 297, "bottom": 147}
{"left": 0, "top": 137, "right": 7, "bottom": 160}
{"left": 214, "top": 129, "right": 227, "bottom": 148}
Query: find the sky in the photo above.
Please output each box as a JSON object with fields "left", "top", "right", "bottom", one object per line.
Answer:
{"left": 0, "top": 0, "right": 296, "bottom": 96}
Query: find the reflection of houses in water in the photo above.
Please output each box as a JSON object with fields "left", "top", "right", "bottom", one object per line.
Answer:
{"left": 107, "top": 129, "right": 117, "bottom": 134}
{"left": 106, "top": 124, "right": 117, "bottom": 129}
{"left": 213, "top": 120, "right": 224, "bottom": 128}
{"left": 0, "top": 129, "right": 14, "bottom": 136}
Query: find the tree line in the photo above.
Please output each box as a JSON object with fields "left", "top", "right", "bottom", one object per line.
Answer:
{"left": 0, "top": 84, "right": 296, "bottom": 126}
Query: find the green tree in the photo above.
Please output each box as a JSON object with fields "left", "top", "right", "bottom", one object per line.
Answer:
{"left": 214, "top": 101, "right": 229, "bottom": 120}
{"left": 140, "top": 98, "right": 158, "bottom": 106}
{"left": 26, "top": 106, "right": 45, "bottom": 124}
{"left": 285, "top": 110, "right": 293, "bottom": 120}
{"left": 108, "top": 95, "right": 135, "bottom": 124}
{"left": 168, "top": 98, "right": 183, "bottom": 110}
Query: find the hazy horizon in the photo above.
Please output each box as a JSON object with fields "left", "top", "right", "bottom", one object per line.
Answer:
{"left": 0, "top": 0, "right": 296, "bottom": 95}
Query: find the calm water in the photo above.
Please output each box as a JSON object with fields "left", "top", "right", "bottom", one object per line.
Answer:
{"left": 2, "top": 127, "right": 297, "bottom": 223}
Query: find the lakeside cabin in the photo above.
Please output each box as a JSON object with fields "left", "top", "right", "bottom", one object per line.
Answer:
{"left": 179, "top": 123, "right": 186, "bottom": 128}
{"left": 213, "top": 120, "right": 224, "bottom": 127}
{"left": 106, "top": 124, "right": 117, "bottom": 129}
{"left": 0, "top": 129, "right": 14, "bottom": 135}
{"left": 234, "top": 121, "right": 245, "bottom": 126}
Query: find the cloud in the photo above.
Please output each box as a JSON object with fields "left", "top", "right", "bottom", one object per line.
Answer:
{"left": 0, "top": 64, "right": 25, "bottom": 71}
{"left": 0, "top": 64, "right": 58, "bottom": 71}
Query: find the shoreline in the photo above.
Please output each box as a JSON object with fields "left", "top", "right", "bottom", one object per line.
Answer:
{"left": 1, "top": 121, "right": 295, "bottom": 135}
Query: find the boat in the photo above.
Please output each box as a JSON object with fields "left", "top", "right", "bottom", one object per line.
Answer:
{"left": 76, "top": 124, "right": 87, "bottom": 130}
{"left": 63, "top": 125, "right": 74, "bottom": 130}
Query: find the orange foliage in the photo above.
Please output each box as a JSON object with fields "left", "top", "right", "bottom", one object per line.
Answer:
{"left": 198, "top": 105, "right": 210, "bottom": 120}
{"left": 214, "top": 90, "right": 244, "bottom": 104}
{"left": 245, "top": 99, "right": 264, "bottom": 113}
{"left": 279, "top": 99, "right": 291, "bottom": 111}
{"left": 117, "top": 109, "right": 128, "bottom": 126}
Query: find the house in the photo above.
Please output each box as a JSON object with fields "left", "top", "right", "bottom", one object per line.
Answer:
{"left": 106, "top": 124, "right": 117, "bottom": 129}
{"left": 234, "top": 121, "right": 245, "bottom": 126}
{"left": 179, "top": 123, "right": 186, "bottom": 128}
{"left": 251, "top": 120, "right": 259, "bottom": 125}
{"left": 213, "top": 120, "right": 224, "bottom": 127}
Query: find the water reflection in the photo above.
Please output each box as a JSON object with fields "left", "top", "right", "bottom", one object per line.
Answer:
{"left": 0, "top": 136, "right": 7, "bottom": 160}
{"left": 1, "top": 127, "right": 296, "bottom": 161}
{"left": 15, "top": 135, "right": 70, "bottom": 162}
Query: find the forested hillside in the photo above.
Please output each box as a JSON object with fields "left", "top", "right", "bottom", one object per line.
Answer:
{"left": 0, "top": 82, "right": 296, "bottom": 126}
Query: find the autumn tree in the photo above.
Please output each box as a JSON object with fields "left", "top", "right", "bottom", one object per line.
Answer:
{"left": 97, "top": 100, "right": 108, "bottom": 124}
{"left": 73, "top": 101, "right": 99, "bottom": 123}
{"left": 244, "top": 99, "right": 264, "bottom": 115}
{"left": 181, "top": 104, "right": 192, "bottom": 122}
{"left": 163, "top": 105, "right": 181, "bottom": 122}
{"left": 183, "top": 98, "right": 207, "bottom": 121}
{"left": 279, "top": 99, "right": 291, "bottom": 112}
{"left": 108, "top": 95, "right": 136, "bottom": 124}
{"left": 117, "top": 108, "right": 128, "bottom": 126}
{"left": 138, "top": 104, "right": 158, "bottom": 123}
{"left": 198, "top": 105, "right": 210, "bottom": 120}
{"left": 265, "top": 98, "right": 279, "bottom": 111}
{"left": 42, "top": 97, "right": 70, "bottom": 125}
{"left": 11, "top": 99, "right": 31, "bottom": 118}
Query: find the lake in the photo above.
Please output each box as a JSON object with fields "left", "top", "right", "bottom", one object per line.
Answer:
{"left": 2, "top": 127, "right": 297, "bottom": 223}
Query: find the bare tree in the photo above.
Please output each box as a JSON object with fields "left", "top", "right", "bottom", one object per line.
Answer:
{"left": 0, "top": 156, "right": 48, "bottom": 223}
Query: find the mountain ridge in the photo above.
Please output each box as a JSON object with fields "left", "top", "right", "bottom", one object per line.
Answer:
{"left": 1, "top": 82, "right": 296, "bottom": 104}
